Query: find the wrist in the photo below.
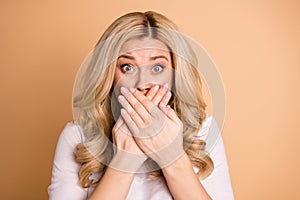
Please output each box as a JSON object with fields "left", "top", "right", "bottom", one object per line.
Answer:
{"left": 161, "top": 152, "right": 193, "bottom": 176}
{"left": 109, "top": 150, "right": 147, "bottom": 173}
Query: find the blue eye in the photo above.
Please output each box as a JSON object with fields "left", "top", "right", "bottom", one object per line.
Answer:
{"left": 152, "top": 64, "right": 165, "bottom": 73}
{"left": 120, "top": 64, "right": 135, "bottom": 73}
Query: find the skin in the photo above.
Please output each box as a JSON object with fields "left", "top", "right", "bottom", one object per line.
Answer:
{"left": 89, "top": 38, "right": 212, "bottom": 200}
{"left": 113, "top": 37, "right": 173, "bottom": 97}
{"left": 112, "top": 37, "right": 174, "bottom": 160}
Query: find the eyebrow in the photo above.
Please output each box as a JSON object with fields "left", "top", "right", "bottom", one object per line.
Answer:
{"left": 150, "top": 55, "right": 169, "bottom": 62}
{"left": 118, "top": 55, "right": 135, "bottom": 60}
{"left": 118, "top": 54, "right": 169, "bottom": 62}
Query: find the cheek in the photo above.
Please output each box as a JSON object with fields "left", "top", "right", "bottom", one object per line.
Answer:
{"left": 113, "top": 70, "right": 122, "bottom": 96}
{"left": 113, "top": 67, "right": 124, "bottom": 84}
{"left": 156, "top": 68, "right": 173, "bottom": 87}
{"left": 167, "top": 69, "right": 173, "bottom": 86}
{"left": 113, "top": 71, "right": 135, "bottom": 96}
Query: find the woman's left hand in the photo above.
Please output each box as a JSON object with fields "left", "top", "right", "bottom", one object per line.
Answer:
{"left": 118, "top": 86, "right": 184, "bottom": 168}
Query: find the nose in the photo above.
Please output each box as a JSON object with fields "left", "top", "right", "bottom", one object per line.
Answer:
{"left": 135, "top": 67, "right": 153, "bottom": 95}
{"left": 137, "top": 85, "right": 152, "bottom": 95}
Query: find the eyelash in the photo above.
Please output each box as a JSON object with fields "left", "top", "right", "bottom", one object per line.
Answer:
{"left": 120, "top": 64, "right": 135, "bottom": 73}
{"left": 151, "top": 64, "right": 165, "bottom": 73}
{"left": 120, "top": 64, "right": 166, "bottom": 73}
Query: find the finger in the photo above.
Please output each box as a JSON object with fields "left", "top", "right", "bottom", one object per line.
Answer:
{"left": 118, "top": 95, "right": 144, "bottom": 127}
{"left": 158, "top": 102, "right": 179, "bottom": 122}
{"left": 114, "top": 116, "right": 124, "bottom": 132}
{"left": 152, "top": 83, "right": 169, "bottom": 105}
{"left": 120, "top": 108, "right": 139, "bottom": 136}
{"left": 120, "top": 87, "right": 153, "bottom": 122}
{"left": 115, "top": 116, "right": 132, "bottom": 136}
{"left": 130, "top": 88, "right": 165, "bottom": 120}
{"left": 112, "top": 121, "right": 118, "bottom": 153}
{"left": 160, "top": 91, "right": 172, "bottom": 106}
{"left": 145, "top": 85, "right": 159, "bottom": 101}
{"left": 129, "top": 88, "right": 156, "bottom": 114}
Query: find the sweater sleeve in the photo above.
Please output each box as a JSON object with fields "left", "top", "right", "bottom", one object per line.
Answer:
{"left": 48, "top": 122, "right": 88, "bottom": 200}
{"left": 197, "top": 116, "right": 235, "bottom": 200}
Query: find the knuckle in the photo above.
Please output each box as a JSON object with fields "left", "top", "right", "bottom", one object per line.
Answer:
{"left": 112, "top": 125, "right": 118, "bottom": 133}
{"left": 127, "top": 96, "right": 133, "bottom": 104}
{"left": 144, "top": 116, "right": 152, "bottom": 125}
{"left": 167, "top": 109, "right": 173, "bottom": 116}
{"left": 130, "top": 110, "right": 137, "bottom": 118}
{"left": 145, "top": 101, "right": 153, "bottom": 111}
{"left": 150, "top": 106, "right": 161, "bottom": 117}
{"left": 133, "top": 102, "right": 142, "bottom": 110}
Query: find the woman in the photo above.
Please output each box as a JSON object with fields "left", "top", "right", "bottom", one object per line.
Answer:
{"left": 48, "top": 11, "right": 234, "bottom": 199}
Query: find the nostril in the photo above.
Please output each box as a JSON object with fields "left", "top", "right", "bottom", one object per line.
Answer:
{"left": 137, "top": 88, "right": 148, "bottom": 91}
{"left": 137, "top": 88, "right": 150, "bottom": 95}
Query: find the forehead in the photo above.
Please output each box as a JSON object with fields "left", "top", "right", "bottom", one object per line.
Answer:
{"left": 119, "top": 38, "right": 170, "bottom": 57}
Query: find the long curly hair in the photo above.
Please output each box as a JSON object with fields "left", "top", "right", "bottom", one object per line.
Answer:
{"left": 73, "top": 11, "right": 214, "bottom": 188}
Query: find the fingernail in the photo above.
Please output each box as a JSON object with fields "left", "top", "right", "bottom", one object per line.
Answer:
{"left": 120, "top": 87, "right": 128, "bottom": 94}
{"left": 118, "top": 95, "right": 125, "bottom": 103}
{"left": 153, "top": 85, "right": 159, "bottom": 91}
{"left": 163, "top": 83, "right": 169, "bottom": 89}
{"left": 165, "top": 91, "right": 172, "bottom": 99}
{"left": 129, "top": 87, "right": 136, "bottom": 93}
{"left": 120, "top": 108, "right": 126, "bottom": 115}
{"left": 159, "top": 102, "right": 166, "bottom": 108}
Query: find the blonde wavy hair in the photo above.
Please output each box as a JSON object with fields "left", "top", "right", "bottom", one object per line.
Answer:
{"left": 73, "top": 11, "right": 214, "bottom": 188}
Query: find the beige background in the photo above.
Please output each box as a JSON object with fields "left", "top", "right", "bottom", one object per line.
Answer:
{"left": 1, "top": 0, "right": 299, "bottom": 199}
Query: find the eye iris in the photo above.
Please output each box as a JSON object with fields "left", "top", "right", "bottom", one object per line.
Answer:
{"left": 125, "top": 65, "right": 131, "bottom": 71}
{"left": 121, "top": 64, "right": 133, "bottom": 72}
{"left": 153, "top": 65, "right": 161, "bottom": 72}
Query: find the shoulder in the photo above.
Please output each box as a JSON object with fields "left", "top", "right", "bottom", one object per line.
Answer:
{"left": 194, "top": 115, "right": 222, "bottom": 152}
{"left": 194, "top": 114, "right": 214, "bottom": 140}
{"left": 201, "top": 115, "right": 214, "bottom": 132}
{"left": 48, "top": 122, "right": 89, "bottom": 199}
{"left": 56, "top": 121, "right": 85, "bottom": 148}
